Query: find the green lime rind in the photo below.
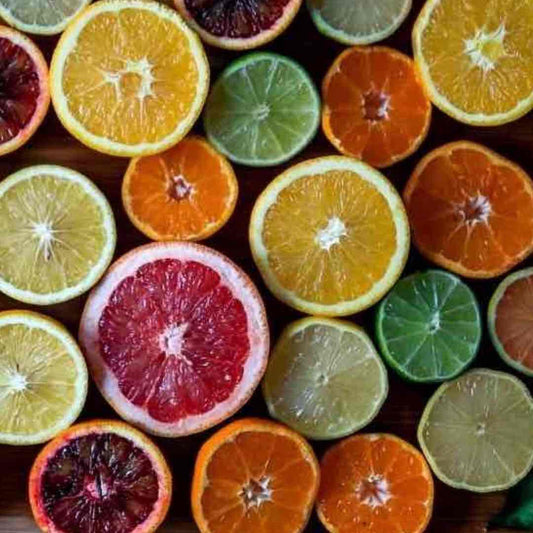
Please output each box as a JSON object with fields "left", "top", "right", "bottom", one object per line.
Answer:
{"left": 375, "top": 269, "right": 481, "bottom": 383}
{"left": 488, "top": 267, "right": 533, "bottom": 377}
{"left": 203, "top": 52, "right": 321, "bottom": 167}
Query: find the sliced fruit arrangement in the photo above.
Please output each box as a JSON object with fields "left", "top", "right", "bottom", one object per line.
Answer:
{"left": 404, "top": 141, "right": 533, "bottom": 278}
{"left": 0, "top": 26, "right": 50, "bottom": 156}
{"left": 322, "top": 46, "right": 431, "bottom": 168}
{"left": 263, "top": 317, "right": 388, "bottom": 440}
{"left": 0, "top": 310, "right": 87, "bottom": 445}
{"left": 122, "top": 135, "right": 238, "bottom": 242}
{"left": 413, "top": 0, "right": 533, "bottom": 126}
{"left": 204, "top": 53, "right": 320, "bottom": 167}
{"left": 489, "top": 268, "right": 533, "bottom": 376}
{"left": 79, "top": 242, "right": 269, "bottom": 437}
{"left": 249, "top": 156, "right": 410, "bottom": 316}
{"left": 29, "top": 419, "right": 172, "bottom": 533}
{"left": 50, "top": 0, "right": 210, "bottom": 157}
{"left": 0, "top": 165, "right": 116, "bottom": 305}
{"left": 418, "top": 369, "right": 533, "bottom": 492}
{"left": 376, "top": 270, "right": 481, "bottom": 383}
{"left": 192, "top": 418, "right": 319, "bottom": 533}
{"left": 175, "top": 0, "right": 302, "bottom": 50}
{"left": 317, "top": 433, "right": 434, "bottom": 533}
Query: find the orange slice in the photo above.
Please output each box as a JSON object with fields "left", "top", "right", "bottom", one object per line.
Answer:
{"left": 192, "top": 418, "right": 319, "bottom": 533}
{"left": 404, "top": 141, "right": 533, "bottom": 278}
{"left": 122, "top": 136, "right": 238, "bottom": 241}
{"left": 322, "top": 46, "right": 431, "bottom": 168}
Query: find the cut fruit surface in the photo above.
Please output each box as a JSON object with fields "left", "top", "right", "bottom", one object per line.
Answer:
{"left": 376, "top": 270, "right": 481, "bottom": 383}
{"left": 413, "top": 0, "right": 533, "bottom": 125}
{"left": 317, "top": 434, "right": 434, "bottom": 533}
{"left": 489, "top": 268, "right": 533, "bottom": 376}
{"left": 322, "top": 46, "right": 431, "bottom": 168}
{"left": 263, "top": 317, "right": 388, "bottom": 440}
{"left": 0, "top": 165, "right": 116, "bottom": 305}
{"left": 404, "top": 141, "right": 533, "bottom": 278}
{"left": 50, "top": 0, "right": 210, "bottom": 157}
{"left": 0, "top": 27, "right": 50, "bottom": 156}
{"left": 418, "top": 369, "right": 533, "bottom": 492}
{"left": 249, "top": 156, "right": 410, "bottom": 316}
{"left": 29, "top": 420, "right": 172, "bottom": 533}
{"left": 79, "top": 242, "right": 269, "bottom": 437}
{"left": 0, "top": 310, "right": 87, "bottom": 445}
{"left": 204, "top": 53, "right": 320, "bottom": 167}
{"left": 191, "top": 418, "right": 319, "bottom": 533}
{"left": 122, "top": 135, "right": 238, "bottom": 242}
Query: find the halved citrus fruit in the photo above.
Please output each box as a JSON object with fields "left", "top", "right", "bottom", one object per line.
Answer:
{"left": 0, "top": 310, "right": 87, "bottom": 445}
{"left": 249, "top": 156, "right": 410, "bottom": 316}
{"left": 489, "top": 268, "right": 533, "bottom": 377}
{"left": 404, "top": 141, "right": 533, "bottom": 278}
{"left": 322, "top": 46, "right": 432, "bottom": 168}
{"left": 29, "top": 419, "right": 172, "bottom": 533}
{"left": 413, "top": 0, "right": 533, "bottom": 126}
{"left": 50, "top": 0, "right": 210, "bottom": 157}
{"left": 191, "top": 418, "right": 319, "bottom": 533}
{"left": 174, "top": 0, "right": 302, "bottom": 50}
{"left": 317, "top": 433, "right": 434, "bottom": 533}
{"left": 0, "top": 27, "right": 50, "bottom": 156}
{"left": 79, "top": 242, "right": 269, "bottom": 437}
{"left": 122, "top": 135, "right": 238, "bottom": 242}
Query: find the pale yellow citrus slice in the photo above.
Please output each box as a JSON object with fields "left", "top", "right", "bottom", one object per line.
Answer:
{"left": 50, "top": 0, "right": 210, "bottom": 157}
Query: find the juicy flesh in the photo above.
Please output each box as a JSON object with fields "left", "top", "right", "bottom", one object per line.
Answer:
{"left": 98, "top": 259, "right": 250, "bottom": 423}
{"left": 0, "top": 0, "right": 86, "bottom": 27}
{"left": 41, "top": 432, "right": 159, "bottom": 533}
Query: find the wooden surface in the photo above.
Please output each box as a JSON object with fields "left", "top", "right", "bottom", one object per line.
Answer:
{"left": 0, "top": 0, "right": 532, "bottom": 531}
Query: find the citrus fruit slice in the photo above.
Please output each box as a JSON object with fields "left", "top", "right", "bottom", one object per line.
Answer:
{"left": 0, "top": 310, "right": 87, "bottom": 445}
{"left": 0, "top": 0, "right": 91, "bottom": 35}
{"left": 263, "top": 317, "right": 388, "bottom": 440}
{"left": 317, "top": 434, "right": 434, "bottom": 533}
{"left": 0, "top": 165, "right": 116, "bottom": 305}
{"left": 418, "top": 369, "right": 533, "bottom": 492}
{"left": 249, "top": 156, "right": 410, "bottom": 316}
{"left": 79, "top": 242, "right": 269, "bottom": 437}
{"left": 175, "top": 0, "right": 302, "bottom": 50}
{"left": 322, "top": 46, "right": 431, "bottom": 169}
{"left": 204, "top": 53, "right": 320, "bottom": 167}
{"left": 376, "top": 270, "right": 481, "bottom": 383}
{"left": 29, "top": 420, "right": 172, "bottom": 533}
{"left": 0, "top": 27, "right": 50, "bottom": 156}
{"left": 122, "top": 136, "right": 238, "bottom": 242}
{"left": 191, "top": 418, "right": 319, "bottom": 533}
{"left": 308, "top": 0, "right": 411, "bottom": 45}
{"left": 404, "top": 141, "right": 533, "bottom": 278}
{"left": 488, "top": 268, "right": 533, "bottom": 377}
{"left": 413, "top": 0, "right": 533, "bottom": 126}
{"left": 50, "top": 0, "right": 210, "bottom": 157}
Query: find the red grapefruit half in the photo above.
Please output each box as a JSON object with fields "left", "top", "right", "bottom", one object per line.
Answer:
{"left": 29, "top": 419, "right": 172, "bottom": 533}
{"left": 79, "top": 242, "right": 270, "bottom": 437}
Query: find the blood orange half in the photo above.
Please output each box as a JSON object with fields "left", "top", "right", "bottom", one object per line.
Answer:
{"left": 79, "top": 242, "right": 269, "bottom": 437}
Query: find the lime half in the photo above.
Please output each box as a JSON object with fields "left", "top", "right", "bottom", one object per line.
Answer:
{"left": 418, "top": 369, "right": 533, "bottom": 492}
{"left": 204, "top": 53, "right": 320, "bottom": 167}
{"left": 263, "top": 317, "right": 388, "bottom": 440}
{"left": 376, "top": 270, "right": 481, "bottom": 383}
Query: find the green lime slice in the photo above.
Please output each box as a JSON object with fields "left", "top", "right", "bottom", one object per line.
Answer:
{"left": 307, "top": 0, "right": 412, "bottom": 45}
{"left": 418, "top": 369, "right": 533, "bottom": 492}
{"left": 375, "top": 270, "right": 481, "bottom": 383}
{"left": 203, "top": 52, "right": 320, "bottom": 167}
{"left": 263, "top": 317, "right": 388, "bottom": 440}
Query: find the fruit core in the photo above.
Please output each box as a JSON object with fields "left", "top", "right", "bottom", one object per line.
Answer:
{"left": 9, "top": 371, "right": 28, "bottom": 392}
{"left": 32, "top": 221, "right": 55, "bottom": 261}
{"left": 363, "top": 90, "right": 390, "bottom": 122}
{"left": 464, "top": 25, "right": 506, "bottom": 72}
{"left": 168, "top": 175, "right": 193, "bottom": 201}
{"left": 240, "top": 476, "right": 272, "bottom": 509}
{"left": 457, "top": 195, "right": 491, "bottom": 225}
{"left": 357, "top": 474, "right": 391, "bottom": 508}
{"left": 428, "top": 312, "right": 441, "bottom": 333}
{"left": 316, "top": 216, "right": 347, "bottom": 251}
{"left": 102, "top": 58, "right": 155, "bottom": 102}
{"left": 476, "top": 421, "right": 487, "bottom": 436}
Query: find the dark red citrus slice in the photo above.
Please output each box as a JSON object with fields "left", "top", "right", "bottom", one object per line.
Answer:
{"left": 174, "top": 0, "right": 302, "bottom": 50}
{"left": 79, "top": 242, "right": 269, "bottom": 437}
{"left": 0, "top": 27, "right": 49, "bottom": 156}
{"left": 29, "top": 420, "right": 172, "bottom": 533}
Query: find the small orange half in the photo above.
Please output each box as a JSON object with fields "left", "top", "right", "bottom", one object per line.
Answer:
{"left": 122, "top": 136, "right": 238, "bottom": 241}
